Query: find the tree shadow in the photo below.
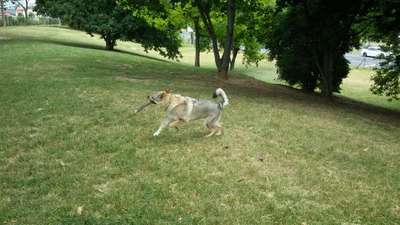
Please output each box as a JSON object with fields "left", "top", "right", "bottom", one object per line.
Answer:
{"left": 6, "top": 29, "right": 399, "bottom": 126}
{"left": 39, "top": 39, "right": 171, "bottom": 63}
{"left": 115, "top": 71, "right": 400, "bottom": 127}
{"left": 222, "top": 75, "right": 400, "bottom": 126}
{"left": 7, "top": 34, "right": 172, "bottom": 64}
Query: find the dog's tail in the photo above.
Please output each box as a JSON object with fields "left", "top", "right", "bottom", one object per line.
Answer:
{"left": 213, "top": 88, "right": 229, "bottom": 109}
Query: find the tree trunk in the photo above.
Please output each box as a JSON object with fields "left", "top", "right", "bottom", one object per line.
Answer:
{"left": 104, "top": 37, "right": 116, "bottom": 51}
{"left": 24, "top": 8, "right": 28, "bottom": 21}
{"left": 320, "top": 53, "right": 334, "bottom": 97}
{"left": 23, "top": 0, "right": 28, "bottom": 21}
{"left": 219, "top": 0, "right": 236, "bottom": 79}
{"left": 198, "top": 8, "right": 221, "bottom": 70}
{"left": 312, "top": 50, "right": 334, "bottom": 98}
{"left": 194, "top": 16, "right": 200, "bottom": 67}
{"left": 196, "top": 0, "right": 221, "bottom": 70}
{"left": 1, "top": 0, "right": 6, "bottom": 27}
{"left": 13, "top": 0, "right": 28, "bottom": 22}
{"left": 230, "top": 47, "right": 239, "bottom": 71}
{"left": 195, "top": 0, "right": 236, "bottom": 79}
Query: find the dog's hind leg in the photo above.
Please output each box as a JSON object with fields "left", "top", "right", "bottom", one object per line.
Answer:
{"left": 169, "top": 120, "right": 181, "bottom": 131}
{"left": 205, "top": 130, "right": 216, "bottom": 137}
{"left": 205, "top": 123, "right": 223, "bottom": 137}
{"left": 215, "top": 124, "right": 223, "bottom": 136}
{"left": 204, "top": 116, "right": 218, "bottom": 137}
{"left": 205, "top": 112, "right": 223, "bottom": 137}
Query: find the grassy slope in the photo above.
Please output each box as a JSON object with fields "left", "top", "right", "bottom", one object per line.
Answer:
{"left": 1, "top": 26, "right": 400, "bottom": 225}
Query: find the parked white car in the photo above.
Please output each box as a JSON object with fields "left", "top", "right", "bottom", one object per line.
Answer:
{"left": 361, "top": 46, "right": 390, "bottom": 58}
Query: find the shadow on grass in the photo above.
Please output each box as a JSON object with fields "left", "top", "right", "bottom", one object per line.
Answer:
{"left": 119, "top": 70, "right": 400, "bottom": 127}
{"left": 224, "top": 75, "right": 400, "bottom": 126}
{"left": 115, "top": 70, "right": 400, "bottom": 127}
{"left": 4, "top": 31, "right": 399, "bottom": 126}
{"left": 44, "top": 39, "right": 172, "bottom": 63}
{"left": 4, "top": 36, "right": 171, "bottom": 64}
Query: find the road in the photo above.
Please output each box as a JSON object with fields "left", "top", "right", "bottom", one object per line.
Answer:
{"left": 345, "top": 53, "right": 383, "bottom": 68}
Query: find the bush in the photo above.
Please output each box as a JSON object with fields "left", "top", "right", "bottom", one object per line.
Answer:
{"left": 265, "top": 0, "right": 360, "bottom": 97}
{"left": 0, "top": 16, "right": 60, "bottom": 26}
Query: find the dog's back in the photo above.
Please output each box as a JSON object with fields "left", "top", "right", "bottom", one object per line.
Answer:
{"left": 178, "top": 88, "right": 229, "bottom": 121}
{"left": 152, "top": 88, "right": 228, "bottom": 137}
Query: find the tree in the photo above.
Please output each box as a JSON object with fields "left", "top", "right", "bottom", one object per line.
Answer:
{"left": 35, "top": 0, "right": 181, "bottom": 59}
{"left": 266, "top": 0, "right": 371, "bottom": 97}
{"left": 163, "top": 3, "right": 209, "bottom": 67}
{"left": 182, "top": 5, "right": 208, "bottom": 67}
{"left": 211, "top": 10, "right": 266, "bottom": 71}
{"left": 173, "top": 0, "right": 267, "bottom": 76}
{"left": 371, "top": 42, "right": 400, "bottom": 100}
{"left": 11, "top": 0, "right": 29, "bottom": 21}
{"left": 1, "top": 0, "right": 7, "bottom": 27}
{"left": 359, "top": 0, "right": 400, "bottom": 100}
{"left": 192, "top": 0, "right": 236, "bottom": 79}
{"left": 193, "top": 15, "right": 201, "bottom": 66}
{"left": 228, "top": 0, "right": 272, "bottom": 70}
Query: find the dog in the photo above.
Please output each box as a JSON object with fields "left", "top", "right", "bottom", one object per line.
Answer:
{"left": 148, "top": 88, "right": 229, "bottom": 137}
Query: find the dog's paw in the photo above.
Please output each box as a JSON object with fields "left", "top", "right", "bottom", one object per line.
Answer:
{"left": 153, "top": 131, "right": 160, "bottom": 137}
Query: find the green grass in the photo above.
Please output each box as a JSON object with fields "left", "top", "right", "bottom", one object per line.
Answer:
{"left": 1, "top": 26, "right": 400, "bottom": 225}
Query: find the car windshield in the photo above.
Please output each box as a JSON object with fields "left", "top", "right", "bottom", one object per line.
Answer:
{"left": 368, "top": 46, "right": 380, "bottom": 51}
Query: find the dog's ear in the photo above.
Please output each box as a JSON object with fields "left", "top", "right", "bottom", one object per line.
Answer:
{"left": 165, "top": 88, "right": 171, "bottom": 94}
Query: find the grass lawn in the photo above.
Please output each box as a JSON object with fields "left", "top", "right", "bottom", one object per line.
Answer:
{"left": 1, "top": 26, "right": 400, "bottom": 225}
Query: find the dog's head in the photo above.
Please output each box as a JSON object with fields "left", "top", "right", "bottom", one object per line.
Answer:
{"left": 148, "top": 89, "right": 172, "bottom": 105}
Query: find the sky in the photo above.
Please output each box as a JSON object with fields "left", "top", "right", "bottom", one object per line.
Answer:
{"left": 5, "top": 0, "right": 36, "bottom": 8}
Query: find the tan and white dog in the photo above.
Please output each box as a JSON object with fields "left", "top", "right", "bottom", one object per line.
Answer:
{"left": 147, "top": 88, "right": 229, "bottom": 137}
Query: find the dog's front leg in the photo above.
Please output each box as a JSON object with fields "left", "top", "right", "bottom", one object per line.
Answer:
{"left": 153, "top": 118, "right": 171, "bottom": 137}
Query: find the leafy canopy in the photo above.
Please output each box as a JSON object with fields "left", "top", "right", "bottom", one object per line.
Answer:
{"left": 35, "top": 0, "right": 181, "bottom": 59}
{"left": 359, "top": 0, "right": 400, "bottom": 100}
{"left": 266, "top": 0, "right": 369, "bottom": 96}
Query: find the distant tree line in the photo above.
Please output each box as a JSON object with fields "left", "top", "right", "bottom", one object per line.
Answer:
{"left": 35, "top": 0, "right": 181, "bottom": 58}
{"left": 0, "top": 14, "right": 60, "bottom": 26}
{"left": 33, "top": 0, "right": 400, "bottom": 100}
{"left": 0, "top": 0, "right": 59, "bottom": 26}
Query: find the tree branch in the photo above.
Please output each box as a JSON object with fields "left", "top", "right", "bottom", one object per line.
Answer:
{"left": 12, "top": 0, "right": 26, "bottom": 10}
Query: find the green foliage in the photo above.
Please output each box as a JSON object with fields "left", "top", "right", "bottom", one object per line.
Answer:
{"left": 266, "top": 3, "right": 319, "bottom": 91}
{"left": 171, "top": 2, "right": 210, "bottom": 51}
{"left": 16, "top": 13, "right": 25, "bottom": 23}
{"left": 265, "top": 0, "right": 399, "bottom": 99}
{"left": 266, "top": 0, "right": 367, "bottom": 96}
{"left": 183, "top": 0, "right": 271, "bottom": 69}
{"left": 1, "top": 16, "right": 60, "bottom": 25}
{"left": 234, "top": 0, "right": 274, "bottom": 66}
{"left": 35, "top": 0, "right": 181, "bottom": 58}
{"left": 371, "top": 40, "right": 400, "bottom": 100}
{"left": 241, "top": 36, "right": 266, "bottom": 66}
{"left": 359, "top": 0, "right": 400, "bottom": 100}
